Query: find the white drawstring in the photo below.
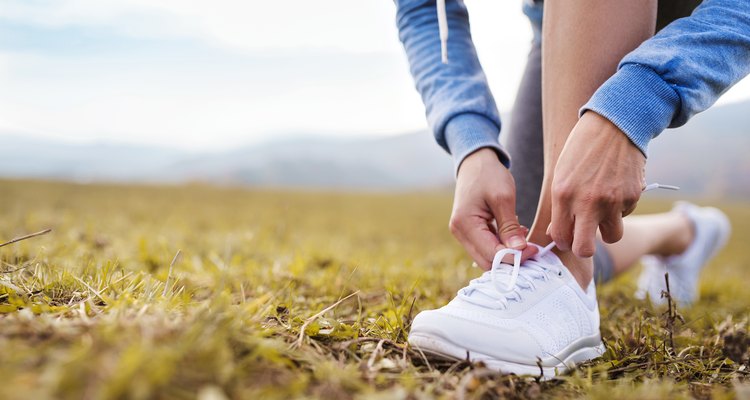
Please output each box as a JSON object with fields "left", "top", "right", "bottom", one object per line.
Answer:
{"left": 437, "top": 0, "right": 449, "bottom": 63}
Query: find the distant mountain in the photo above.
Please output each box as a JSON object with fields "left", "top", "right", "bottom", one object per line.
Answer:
{"left": 152, "top": 133, "right": 454, "bottom": 190}
{"left": 645, "top": 100, "right": 750, "bottom": 199}
{"left": 0, "top": 136, "right": 186, "bottom": 182}
{"left": 0, "top": 100, "right": 747, "bottom": 197}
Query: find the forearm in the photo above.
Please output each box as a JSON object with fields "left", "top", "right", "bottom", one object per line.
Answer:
{"left": 582, "top": 0, "right": 750, "bottom": 155}
{"left": 532, "top": 0, "right": 655, "bottom": 282}
{"left": 395, "top": 0, "right": 509, "bottom": 173}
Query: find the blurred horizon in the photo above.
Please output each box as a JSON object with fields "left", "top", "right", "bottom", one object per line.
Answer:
{"left": 0, "top": 98, "right": 747, "bottom": 199}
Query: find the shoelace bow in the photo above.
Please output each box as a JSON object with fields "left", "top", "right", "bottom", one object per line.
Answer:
{"left": 458, "top": 244, "right": 561, "bottom": 310}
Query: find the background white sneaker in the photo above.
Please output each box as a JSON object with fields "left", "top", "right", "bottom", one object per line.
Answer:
{"left": 408, "top": 246, "right": 604, "bottom": 378}
{"left": 635, "top": 202, "right": 731, "bottom": 306}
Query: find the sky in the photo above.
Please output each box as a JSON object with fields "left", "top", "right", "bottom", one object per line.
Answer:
{"left": 0, "top": 0, "right": 748, "bottom": 151}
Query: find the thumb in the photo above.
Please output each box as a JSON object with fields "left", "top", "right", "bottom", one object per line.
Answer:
{"left": 488, "top": 194, "right": 527, "bottom": 250}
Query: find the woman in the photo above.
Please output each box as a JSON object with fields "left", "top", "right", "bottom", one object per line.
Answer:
{"left": 396, "top": 0, "right": 747, "bottom": 377}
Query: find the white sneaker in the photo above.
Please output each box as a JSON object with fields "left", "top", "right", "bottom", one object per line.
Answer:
{"left": 635, "top": 202, "right": 731, "bottom": 306}
{"left": 408, "top": 245, "right": 604, "bottom": 378}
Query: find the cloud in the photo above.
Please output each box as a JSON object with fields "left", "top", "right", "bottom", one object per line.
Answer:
{"left": 0, "top": 0, "right": 404, "bottom": 54}
{"left": 5, "top": 0, "right": 744, "bottom": 152}
{"left": 0, "top": 27, "right": 426, "bottom": 149}
{"left": 0, "top": 0, "right": 462, "bottom": 149}
{"left": 0, "top": 0, "right": 434, "bottom": 149}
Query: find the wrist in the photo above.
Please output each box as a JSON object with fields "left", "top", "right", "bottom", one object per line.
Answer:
{"left": 580, "top": 63, "right": 680, "bottom": 156}
{"left": 457, "top": 148, "right": 507, "bottom": 178}
{"left": 581, "top": 112, "right": 645, "bottom": 158}
{"left": 444, "top": 113, "right": 510, "bottom": 176}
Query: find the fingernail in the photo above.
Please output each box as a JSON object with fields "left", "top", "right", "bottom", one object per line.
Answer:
{"left": 508, "top": 235, "right": 526, "bottom": 249}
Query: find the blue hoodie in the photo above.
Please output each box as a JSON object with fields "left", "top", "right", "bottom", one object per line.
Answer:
{"left": 395, "top": 0, "right": 750, "bottom": 173}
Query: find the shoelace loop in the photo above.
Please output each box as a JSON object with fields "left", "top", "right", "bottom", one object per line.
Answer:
{"left": 458, "top": 248, "right": 561, "bottom": 310}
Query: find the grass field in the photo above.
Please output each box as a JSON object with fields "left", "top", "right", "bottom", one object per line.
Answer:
{"left": 0, "top": 179, "right": 749, "bottom": 399}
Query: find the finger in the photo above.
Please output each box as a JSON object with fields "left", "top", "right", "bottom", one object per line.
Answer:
{"left": 571, "top": 213, "right": 599, "bottom": 258}
{"left": 622, "top": 200, "right": 637, "bottom": 218}
{"left": 549, "top": 200, "right": 574, "bottom": 252}
{"left": 494, "top": 244, "right": 538, "bottom": 264}
{"left": 491, "top": 225, "right": 533, "bottom": 262}
{"left": 488, "top": 220, "right": 498, "bottom": 237}
{"left": 622, "top": 189, "right": 641, "bottom": 217}
{"left": 599, "top": 210, "right": 624, "bottom": 244}
{"left": 486, "top": 193, "right": 527, "bottom": 250}
{"left": 451, "top": 215, "right": 502, "bottom": 270}
{"left": 521, "top": 225, "right": 530, "bottom": 237}
{"left": 519, "top": 244, "right": 539, "bottom": 262}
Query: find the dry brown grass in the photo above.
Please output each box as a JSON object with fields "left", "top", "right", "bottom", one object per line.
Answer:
{"left": 0, "top": 179, "right": 748, "bottom": 399}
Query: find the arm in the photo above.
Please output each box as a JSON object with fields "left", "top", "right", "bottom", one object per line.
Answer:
{"left": 395, "top": 0, "right": 509, "bottom": 172}
{"left": 552, "top": 0, "right": 750, "bottom": 255}
{"left": 582, "top": 0, "right": 750, "bottom": 154}
{"left": 395, "top": 0, "right": 535, "bottom": 268}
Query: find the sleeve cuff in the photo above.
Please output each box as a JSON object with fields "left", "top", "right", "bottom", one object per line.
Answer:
{"left": 580, "top": 63, "right": 681, "bottom": 156}
{"left": 444, "top": 113, "right": 510, "bottom": 176}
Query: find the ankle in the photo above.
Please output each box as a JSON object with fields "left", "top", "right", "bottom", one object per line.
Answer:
{"left": 554, "top": 250, "right": 594, "bottom": 290}
{"left": 527, "top": 225, "right": 552, "bottom": 247}
{"left": 657, "top": 212, "right": 694, "bottom": 257}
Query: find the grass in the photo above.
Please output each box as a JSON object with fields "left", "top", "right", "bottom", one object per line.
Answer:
{"left": 0, "top": 179, "right": 748, "bottom": 399}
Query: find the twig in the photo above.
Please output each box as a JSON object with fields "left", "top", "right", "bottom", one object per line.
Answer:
{"left": 0, "top": 278, "right": 22, "bottom": 292}
{"left": 1, "top": 261, "right": 31, "bottom": 274}
{"left": 162, "top": 250, "right": 182, "bottom": 297}
{"left": 413, "top": 344, "right": 433, "bottom": 372}
{"left": 536, "top": 357, "right": 544, "bottom": 382}
{"left": 665, "top": 272, "right": 674, "bottom": 350}
{"left": 73, "top": 276, "right": 108, "bottom": 304}
{"left": 444, "top": 357, "right": 472, "bottom": 376}
{"left": 336, "top": 336, "right": 402, "bottom": 350}
{"left": 662, "top": 272, "right": 682, "bottom": 353}
{"left": 402, "top": 342, "right": 409, "bottom": 365}
{"left": 366, "top": 339, "right": 386, "bottom": 371}
{"left": 0, "top": 229, "right": 52, "bottom": 249}
{"left": 294, "top": 291, "right": 359, "bottom": 348}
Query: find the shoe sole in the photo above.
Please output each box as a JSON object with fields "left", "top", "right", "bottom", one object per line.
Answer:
{"left": 409, "top": 332, "right": 605, "bottom": 379}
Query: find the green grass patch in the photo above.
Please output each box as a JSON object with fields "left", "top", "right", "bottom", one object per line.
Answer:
{"left": 0, "top": 179, "right": 748, "bottom": 399}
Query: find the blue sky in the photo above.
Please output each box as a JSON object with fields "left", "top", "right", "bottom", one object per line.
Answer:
{"left": 0, "top": 1, "right": 748, "bottom": 151}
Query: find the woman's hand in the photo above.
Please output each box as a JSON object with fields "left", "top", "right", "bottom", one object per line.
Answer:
{"left": 549, "top": 112, "right": 646, "bottom": 257}
{"left": 451, "top": 148, "right": 537, "bottom": 269}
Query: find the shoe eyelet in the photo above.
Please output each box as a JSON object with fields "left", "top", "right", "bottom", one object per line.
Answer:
{"left": 558, "top": 271, "right": 563, "bottom": 277}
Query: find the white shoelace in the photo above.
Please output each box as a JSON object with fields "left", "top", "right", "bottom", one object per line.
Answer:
{"left": 457, "top": 183, "right": 678, "bottom": 309}
{"left": 458, "top": 244, "right": 560, "bottom": 310}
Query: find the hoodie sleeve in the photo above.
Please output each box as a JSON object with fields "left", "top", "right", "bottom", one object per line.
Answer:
{"left": 581, "top": 0, "right": 750, "bottom": 156}
{"left": 395, "top": 0, "right": 510, "bottom": 174}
